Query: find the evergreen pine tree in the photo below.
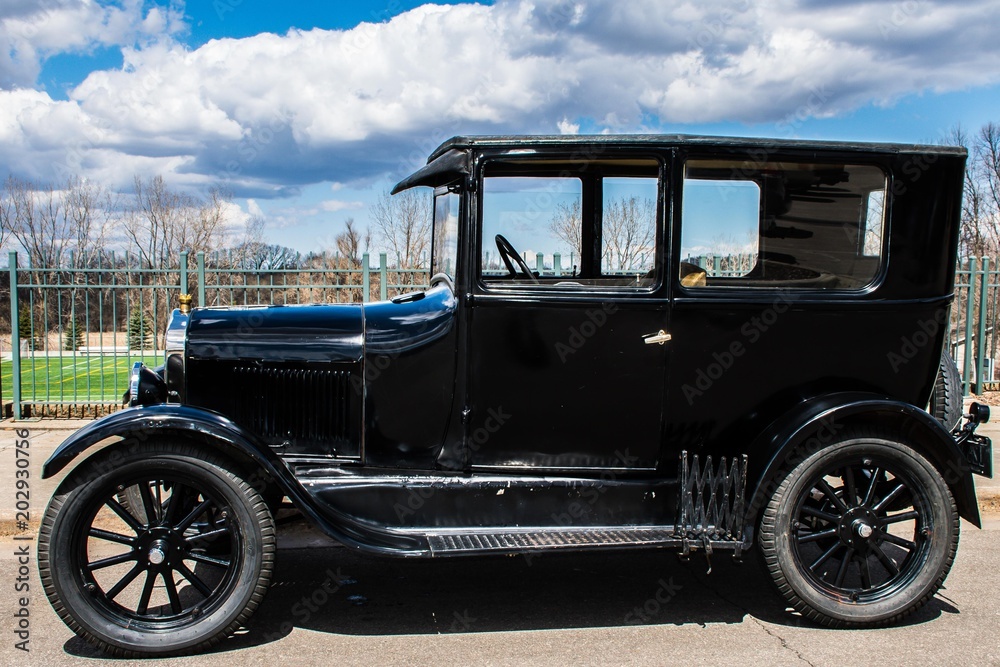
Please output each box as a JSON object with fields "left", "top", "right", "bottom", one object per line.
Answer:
{"left": 64, "top": 316, "right": 84, "bottom": 352}
{"left": 17, "top": 307, "right": 37, "bottom": 351}
{"left": 127, "top": 307, "right": 151, "bottom": 351}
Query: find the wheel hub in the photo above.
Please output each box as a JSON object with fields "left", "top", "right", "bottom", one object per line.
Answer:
{"left": 839, "top": 506, "right": 879, "bottom": 550}
{"left": 147, "top": 540, "right": 168, "bottom": 565}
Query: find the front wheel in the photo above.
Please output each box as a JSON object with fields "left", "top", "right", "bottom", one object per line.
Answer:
{"left": 38, "top": 442, "right": 276, "bottom": 657}
{"left": 759, "top": 428, "right": 959, "bottom": 627}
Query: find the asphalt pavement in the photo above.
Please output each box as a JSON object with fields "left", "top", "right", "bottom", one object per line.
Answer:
{"left": 0, "top": 416, "right": 998, "bottom": 666}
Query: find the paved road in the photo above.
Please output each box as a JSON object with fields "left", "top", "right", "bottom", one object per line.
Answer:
{"left": 1, "top": 517, "right": 999, "bottom": 667}
{"left": 0, "top": 418, "right": 998, "bottom": 666}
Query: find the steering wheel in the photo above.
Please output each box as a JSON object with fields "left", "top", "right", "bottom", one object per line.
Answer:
{"left": 495, "top": 234, "right": 539, "bottom": 284}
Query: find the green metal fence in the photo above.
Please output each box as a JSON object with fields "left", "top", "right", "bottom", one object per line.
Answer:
{"left": 1, "top": 250, "right": 429, "bottom": 418}
{"left": 953, "top": 257, "right": 1000, "bottom": 397}
{"left": 2, "top": 252, "right": 998, "bottom": 418}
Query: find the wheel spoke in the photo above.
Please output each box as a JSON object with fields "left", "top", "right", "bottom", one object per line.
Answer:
{"left": 139, "top": 481, "right": 159, "bottom": 527}
{"left": 882, "top": 510, "right": 920, "bottom": 525}
{"left": 136, "top": 571, "right": 156, "bottom": 616}
{"left": 843, "top": 466, "right": 858, "bottom": 507}
{"left": 835, "top": 547, "right": 855, "bottom": 588}
{"left": 105, "top": 563, "right": 144, "bottom": 600}
{"left": 163, "top": 572, "right": 182, "bottom": 614}
{"left": 176, "top": 498, "right": 213, "bottom": 532}
{"left": 165, "top": 483, "right": 188, "bottom": 525}
{"left": 862, "top": 467, "right": 883, "bottom": 507}
{"left": 816, "top": 479, "right": 849, "bottom": 514}
{"left": 187, "top": 551, "right": 232, "bottom": 568}
{"left": 186, "top": 526, "right": 230, "bottom": 544}
{"left": 176, "top": 562, "right": 213, "bottom": 598}
{"left": 801, "top": 505, "right": 840, "bottom": 523}
{"left": 89, "top": 527, "right": 136, "bottom": 547}
{"left": 105, "top": 497, "right": 144, "bottom": 533}
{"left": 871, "top": 543, "right": 899, "bottom": 577}
{"left": 872, "top": 483, "right": 907, "bottom": 513}
{"left": 88, "top": 551, "right": 137, "bottom": 571}
{"left": 880, "top": 531, "right": 917, "bottom": 551}
{"left": 797, "top": 527, "right": 839, "bottom": 544}
{"left": 857, "top": 553, "right": 872, "bottom": 589}
{"left": 809, "top": 541, "right": 843, "bottom": 571}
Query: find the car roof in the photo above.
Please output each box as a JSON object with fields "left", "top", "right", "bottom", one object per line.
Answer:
{"left": 427, "top": 134, "right": 966, "bottom": 162}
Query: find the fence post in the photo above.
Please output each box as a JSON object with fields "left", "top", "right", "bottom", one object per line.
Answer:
{"left": 196, "top": 251, "right": 206, "bottom": 307}
{"left": 8, "top": 251, "right": 21, "bottom": 420}
{"left": 963, "top": 257, "right": 977, "bottom": 396}
{"left": 977, "top": 257, "right": 990, "bottom": 391}
{"left": 361, "top": 253, "right": 370, "bottom": 302}
{"left": 179, "top": 250, "right": 189, "bottom": 297}
{"left": 379, "top": 253, "right": 388, "bottom": 302}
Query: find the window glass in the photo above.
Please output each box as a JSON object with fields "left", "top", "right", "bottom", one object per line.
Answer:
{"left": 432, "top": 188, "right": 460, "bottom": 279}
{"left": 681, "top": 179, "right": 760, "bottom": 281}
{"left": 602, "top": 177, "right": 658, "bottom": 278}
{"left": 480, "top": 160, "right": 661, "bottom": 290}
{"left": 482, "top": 177, "right": 582, "bottom": 280}
{"left": 680, "top": 159, "right": 887, "bottom": 289}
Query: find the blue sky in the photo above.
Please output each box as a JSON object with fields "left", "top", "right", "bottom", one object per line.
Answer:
{"left": 2, "top": 0, "right": 1000, "bottom": 254}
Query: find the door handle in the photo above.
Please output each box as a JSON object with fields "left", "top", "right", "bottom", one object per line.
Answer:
{"left": 643, "top": 330, "right": 672, "bottom": 345}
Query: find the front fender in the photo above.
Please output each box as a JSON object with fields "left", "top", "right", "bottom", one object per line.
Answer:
{"left": 41, "top": 404, "right": 281, "bottom": 479}
{"left": 746, "top": 392, "right": 981, "bottom": 530}
{"left": 41, "top": 404, "right": 427, "bottom": 555}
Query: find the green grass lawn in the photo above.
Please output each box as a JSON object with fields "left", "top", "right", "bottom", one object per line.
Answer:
{"left": 1, "top": 354, "right": 161, "bottom": 403}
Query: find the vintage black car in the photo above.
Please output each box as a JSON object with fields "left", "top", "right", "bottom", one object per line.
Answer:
{"left": 38, "top": 135, "right": 994, "bottom": 656}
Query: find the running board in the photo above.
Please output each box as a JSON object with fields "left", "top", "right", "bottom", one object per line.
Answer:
{"left": 425, "top": 525, "right": 743, "bottom": 555}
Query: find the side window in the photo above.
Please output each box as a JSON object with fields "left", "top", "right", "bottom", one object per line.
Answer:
{"left": 480, "top": 160, "right": 661, "bottom": 290}
{"left": 679, "top": 159, "right": 887, "bottom": 290}
{"left": 601, "top": 177, "right": 658, "bottom": 278}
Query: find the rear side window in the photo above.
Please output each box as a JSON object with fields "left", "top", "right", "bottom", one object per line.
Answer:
{"left": 679, "top": 159, "right": 887, "bottom": 289}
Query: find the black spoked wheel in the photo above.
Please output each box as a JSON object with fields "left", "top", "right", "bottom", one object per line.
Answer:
{"left": 759, "top": 428, "right": 958, "bottom": 627}
{"left": 39, "top": 442, "right": 275, "bottom": 657}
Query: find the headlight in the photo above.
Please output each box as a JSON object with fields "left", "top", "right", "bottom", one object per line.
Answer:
{"left": 128, "top": 362, "right": 167, "bottom": 407}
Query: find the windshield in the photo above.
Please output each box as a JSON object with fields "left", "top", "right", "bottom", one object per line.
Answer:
{"left": 432, "top": 186, "right": 460, "bottom": 280}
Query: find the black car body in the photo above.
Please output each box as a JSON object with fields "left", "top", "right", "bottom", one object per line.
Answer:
{"left": 38, "top": 135, "right": 994, "bottom": 656}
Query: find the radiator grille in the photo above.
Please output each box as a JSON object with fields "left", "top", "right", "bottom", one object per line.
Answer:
{"left": 232, "top": 365, "right": 356, "bottom": 453}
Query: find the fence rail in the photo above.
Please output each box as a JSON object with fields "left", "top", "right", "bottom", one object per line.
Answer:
{"left": 1, "top": 250, "right": 429, "bottom": 419}
{"left": 2, "top": 252, "right": 1000, "bottom": 419}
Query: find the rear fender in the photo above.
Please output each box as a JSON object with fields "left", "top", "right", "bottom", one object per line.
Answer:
{"left": 41, "top": 404, "right": 426, "bottom": 554}
{"left": 745, "top": 393, "right": 981, "bottom": 531}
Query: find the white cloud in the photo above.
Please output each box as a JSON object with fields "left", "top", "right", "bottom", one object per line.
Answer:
{"left": 1, "top": 0, "right": 1000, "bottom": 194}
{"left": 320, "top": 199, "right": 364, "bottom": 213}
{"left": 0, "top": 0, "right": 186, "bottom": 89}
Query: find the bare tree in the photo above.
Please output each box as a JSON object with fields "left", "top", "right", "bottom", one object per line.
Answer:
{"left": 0, "top": 179, "right": 13, "bottom": 252}
{"left": 335, "top": 217, "right": 369, "bottom": 266}
{"left": 947, "top": 125, "right": 1000, "bottom": 256}
{"left": 125, "top": 175, "right": 231, "bottom": 267}
{"left": 548, "top": 200, "right": 582, "bottom": 263}
{"left": 370, "top": 189, "right": 430, "bottom": 268}
{"left": 603, "top": 196, "right": 655, "bottom": 271}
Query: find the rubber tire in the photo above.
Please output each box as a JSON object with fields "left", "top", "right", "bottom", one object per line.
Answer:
{"left": 758, "top": 428, "right": 959, "bottom": 627}
{"left": 929, "top": 351, "right": 963, "bottom": 432}
{"left": 38, "top": 442, "right": 276, "bottom": 657}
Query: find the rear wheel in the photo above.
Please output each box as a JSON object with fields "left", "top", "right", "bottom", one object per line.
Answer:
{"left": 38, "top": 442, "right": 275, "bottom": 657}
{"left": 759, "top": 428, "right": 958, "bottom": 627}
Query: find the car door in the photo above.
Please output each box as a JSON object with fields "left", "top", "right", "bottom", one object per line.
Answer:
{"left": 464, "top": 153, "right": 670, "bottom": 471}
